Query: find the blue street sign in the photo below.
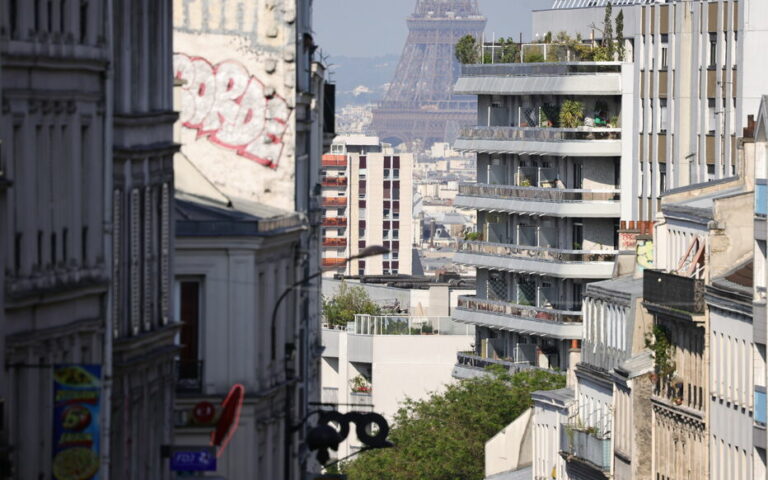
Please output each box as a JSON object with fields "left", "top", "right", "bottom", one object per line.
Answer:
{"left": 169, "top": 446, "right": 217, "bottom": 472}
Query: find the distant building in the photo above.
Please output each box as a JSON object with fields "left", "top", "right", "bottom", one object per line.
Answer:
{"left": 321, "top": 135, "right": 414, "bottom": 275}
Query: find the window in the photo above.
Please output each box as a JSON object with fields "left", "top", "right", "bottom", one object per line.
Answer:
{"left": 660, "top": 34, "right": 668, "bottom": 69}
{"left": 14, "top": 233, "right": 22, "bottom": 273}
{"left": 80, "top": 0, "right": 89, "bottom": 42}
{"left": 393, "top": 169, "right": 400, "bottom": 179}
{"left": 708, "top": 99, "right": 717, "bottom": 133}
{"left": 177, "top": 280, "right": 202, "bottom": 385}
{"left": 659, "top": 98, "right": 668, "bottom": 133}
{"left": 392, "top": 230, "right": 399, "bottom": 239}
{"left": 37, "top": 230, "right": 43, "bottom": 267}
{"left": 62, "top": 228, "right": 68, "bottom": 262}
{"left": 383, "top": 168, "right": 390, "bottom": 179}
{"left": 81, "top": 226, "right": 88, "bottom": 264}
{"left": 709, "top": 33, "right": 717, "bottom": 68}
{"left": 659, "top": 163, "right": 667, "bottom": 194}
{"left": 9, "top": 0, "right": 18, "bottom": 36}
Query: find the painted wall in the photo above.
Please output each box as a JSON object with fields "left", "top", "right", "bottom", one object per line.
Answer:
{"left": 173, "top": 0, "right": 299, "bottom": 210}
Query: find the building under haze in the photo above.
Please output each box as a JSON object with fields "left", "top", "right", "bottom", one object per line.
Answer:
{"left": 321, "top": 135, "right": 414, "bottom": 276}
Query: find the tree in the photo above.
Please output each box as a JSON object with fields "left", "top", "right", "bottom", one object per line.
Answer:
{"left": 499, "top": 38, "right": 520, "bottom": 63}
{"left": 338, "top": 369, "right": 566, "bottom": 480}
{"left": 602, "top": 2, "right": 615, "bottom": 60}
{"left": 559, "top": 99, "right": 585, "bottom": 128}
{"left": 455, "top": 34, "right": 479, "bottom": 64}
{"left": 615, "top": 10, "right": 625, "bottom": 61}
{"left": 322, "top": 281, "right": 382, "bottom": 328}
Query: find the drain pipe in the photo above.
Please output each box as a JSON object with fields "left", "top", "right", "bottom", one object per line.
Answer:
{"left": 100, "top": 0, "right": 115, "bottom": 476}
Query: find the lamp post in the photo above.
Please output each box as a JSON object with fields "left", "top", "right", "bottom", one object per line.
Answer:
{"left": 274, "top": 245, "right": 389, "bottom": 480}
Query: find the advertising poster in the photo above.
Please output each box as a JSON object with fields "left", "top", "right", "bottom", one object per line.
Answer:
{"left": 52, "top": 364, "right": 102, "bottom": 480}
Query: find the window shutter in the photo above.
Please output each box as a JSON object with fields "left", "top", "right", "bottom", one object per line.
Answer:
{"left": 161, "top": 182, "right": 170, "bottom": 325}
{"left": 112, "top": 189, "right": 121, "bottom": 338}
{"left": 130, "top": 188, "right": 141, "bottom": 335}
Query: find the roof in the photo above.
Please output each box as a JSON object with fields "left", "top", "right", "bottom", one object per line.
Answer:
{"left": 586, "top": 275, "right": 643, "bottom": 306}
{"left": 662, "top": 185, "right": 745, "bottom": 224}
{"left": 174, "top": 152, "right": 302, "bottom": 237}
{"left": 332, "top": 134, "right": 380, "bottom": 147}
{"left": 531, "top": 387, "right": 573, "bottom": 406}
{"left": 485, "top": 466, "right": 532, "bottom": 480}
{"left": 707, "top": 258, "right": 754, "bottom": 311}
{"left": 615, "top": 351, "right": 654, "bottom": 379}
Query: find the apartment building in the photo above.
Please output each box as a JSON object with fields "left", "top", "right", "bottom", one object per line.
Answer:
{"left": 451, "top": 57, "right": 630, "bottom": 373}
{"left": 0, "top": 1, "right": 177, "bottom": 478}
{"left": 321, "top": 135, "right": 414, "bottom": 275}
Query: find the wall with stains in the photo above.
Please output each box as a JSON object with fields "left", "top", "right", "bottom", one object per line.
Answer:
{"left": 173, "top": 0, "right": 298, "bottom": 210}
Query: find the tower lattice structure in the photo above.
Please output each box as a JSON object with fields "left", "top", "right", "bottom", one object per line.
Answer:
{"left": 371, "top": 0, "right": 486, "bottom": 151}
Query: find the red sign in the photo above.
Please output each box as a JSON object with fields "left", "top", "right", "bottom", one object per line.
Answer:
{"left": 193, "top": 401, "right": 216, "bottom": 425}
{"left": 210, "top": 384, "right": 245, "bottom": 457}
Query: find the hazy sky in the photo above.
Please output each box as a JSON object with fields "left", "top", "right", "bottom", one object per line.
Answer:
{"left": 314, "top": 0, "right": 550, "bottom": 58}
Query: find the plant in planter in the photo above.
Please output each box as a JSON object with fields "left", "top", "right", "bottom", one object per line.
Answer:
{"left": 559, "top": 100, "right": 584, "bottom": 128}
{"left": 350, "top": 375, "right": 372, "bottom": 393}
{"left": 645, "top": 324, "right": 676, "bottom": 383}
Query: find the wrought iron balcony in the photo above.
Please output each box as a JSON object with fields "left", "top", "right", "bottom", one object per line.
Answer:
{"left": 561, "top": 424, "right": 612, "bottom": 472}
{"left": 175, "top": 359, "right": 203, "bottom": 393}
{"left": 321, "top": 197, "right": 347, "bottom": 207}
{"left": 643, "top": 269, "right": 705, "bottom": 314}
{"left": 459, "top": 183, "right": 620, "bottom": 202}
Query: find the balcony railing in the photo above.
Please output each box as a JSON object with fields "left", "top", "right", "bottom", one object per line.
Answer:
{"left": 322, "top": 237, "right": 347, "bottom": 247}
{"left": 455, "top": 351, "right": 555, "bottom": 375}
{"left": 459, "top": 240, "right": 618, "bottom": 263}
{"left": 321, "top": 197, "right": 347, "bottom": 207}
{"left": 322, "top": 176, "right": 348, "bottom": 187}
{"left": 459, "top": 183, "right": 620, "bottom": 202}
{"left": 321, "top": 155, "right": 347, "bottom": 167}
{"left": 643, "top": 269, "right": 705, "bottom": 314}
{"left": 175, "top": 359, "right": 203, "bottom": 393}
{"left": 351, "top": 314, "right": 474, "bottom": 336}
{"left": 458, "top": 295, "right": 582, "bottom": 324}
{"left": 321, "top": 258, "right": 346, "bottom": 268}
{"left": 322, "top": 217, "right": 348, "bottom": 227}
{"left": 561, "top": 424, "right": 612, "bottom": 471}
{"left": 458, "top": 126, "right": 621, "bottom": 141}
{"left": 756, "top": 387, "right": 767, "bottom": 426}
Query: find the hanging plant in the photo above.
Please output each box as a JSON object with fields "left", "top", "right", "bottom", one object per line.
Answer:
{"left": 645, "top": 325, "right": 676, "bottom": 381}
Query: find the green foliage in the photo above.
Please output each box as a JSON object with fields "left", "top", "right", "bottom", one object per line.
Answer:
{"left": 351, "top": 375, "right": 372, "bottom": 393}
{"left": 499, "top": 38, "right": 520, "bottom": 63}
{"left": 455, "top": 35, "right": 479, "bottom": 64}
{"left": 543, "top": 31, "right": 553, "bottom": 44}
{"left": 645, "top": 324, "right": 676, "bottom": 380}
{"left": 559, "top": 99, "right": 585, "bottom": 128}
{"left": 464, "top": 231, "right": 483, "bottom": 241}
{"left": 602, "top": 2, "right": 614, "bottom": 59}
{"left": 523, "top": 51, "right": 545, "bottom": 63}
{"left": 338, "top": 369, "right": 566, "bottom": 480}
{"left": 615, "top": 10, "right": 625, "bottom": 61}
{"left": 322, "top": 281, "right": 382, "bottom": 328}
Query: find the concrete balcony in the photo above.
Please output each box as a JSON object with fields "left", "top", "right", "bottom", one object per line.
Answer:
{"left": 321, "top": 258, "right": 346, "bottom": 268}
{"left": 454, "top": 126, "right": 621, "bottom": 157}
{"left": 454, "top": 241, "right": 617, "bottom": 279}
{"left": 322, "top": 217, "right": 347, "bottom": 228}
{"left": 455, "top": 182, "right": 620, "bottom": 218}
{"left": 457, "top": 62, "right": 623, "bottom": 96}
{"left": 321, "top": 176, "right": 348, "bottom": 187}
{"left": 322, "top": 237, "right": 348, "bottom": 248}
{"left": 321, "top": 197, "right": 347, "bottom": 207}
{"left": 453, "top": 295, "right": 582, "bottom": 339}
{"left": 321, "top": 154, "right": 347, "bottom": 168}
{"left": 451, "top": 350, "right": 561, "bottom": 379}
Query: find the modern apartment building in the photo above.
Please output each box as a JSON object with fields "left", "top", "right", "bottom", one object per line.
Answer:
{"left": 1, "top": 1, "right": 177, "bottom": 478}
{"left": 321, "top": 135, "right": 414, "bottom": 275}
{"left": 451, "top": 57, "right": 630, "bottom": 373}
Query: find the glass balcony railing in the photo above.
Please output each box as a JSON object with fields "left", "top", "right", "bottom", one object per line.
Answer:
{"left": 756, "top": 387, "right": 766, "bottom": 426}
{"left": 457, "top": 295, "right": 582, "bottom": 324}
{"left": 561, "top": 424, "right": 612, "bottom": 471}
{"left": 459, "top": 183, "right": 620, "bottom": 202}
{"left": 756, "top": 181, "right": 767, "bottom": 217}
{"left": 459, "top": 240, "right": 618, "bottom": 263}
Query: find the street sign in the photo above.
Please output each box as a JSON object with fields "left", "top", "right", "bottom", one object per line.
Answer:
{"left": 169, "top": 446, "right": 217, "bottom": 472}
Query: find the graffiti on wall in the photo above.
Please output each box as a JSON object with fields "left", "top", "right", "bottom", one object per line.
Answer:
{"left": 174, "top": 53, "right": 290, "bottom": 169}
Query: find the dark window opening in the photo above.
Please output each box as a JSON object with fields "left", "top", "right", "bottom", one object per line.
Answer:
{"left": 14, "top": 233, "right": 22, "bottom": 273}
{"left": 51, "top": 233, "right": 57, "bottom": 265}
{"left": 62, "top": 228, "right": 68, "bottom": 262}
{"left": 81, "top": 226, "right": 88, "bottom": 264}
{"left": 47, "top": 0, "right": 53, "bottom": 32}
{"left": 37, "top": 230, "right": 43, "bottom": 267}
{"left": 79, "top": 0, "right": 88, "bottom": 42}
{"left": 10, "top": 0, "right": 18, "bottom": 36}
{"left": 60, "top": 0, "right": 66, "bottom": 33}
{"left": 178, "top": 281, "right": 201, "bottom": 384}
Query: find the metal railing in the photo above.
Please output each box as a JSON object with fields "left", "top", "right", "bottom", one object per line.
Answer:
{"left": 459, "top": 183, "right": 620, "bottom": 202}
{"left": 457, "top": 295, "right": 582, "bottom": 324}
{"left": 175, "top": 359, "right": 203, "bottom": 393}
{"left": 350, "top": 314, "right": 474, "bottom": 336}
{"left": 459, "top": 240, "right": 618, "bottom": 263}
{"left": 456, "top": 351, "right": 563, "bottom": 375}
{"left": 561, "top": 424, "right": 612, "bottom": 471}
{"left": 458, "top": 126, "right": 621, "bottom": 141}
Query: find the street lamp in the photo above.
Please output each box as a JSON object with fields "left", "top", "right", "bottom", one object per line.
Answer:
{"left": 272, "top": 245, "right": 388, "bottom": 480}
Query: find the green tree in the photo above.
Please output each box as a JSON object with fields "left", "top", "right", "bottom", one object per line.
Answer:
{"left": 602, "top": 2, "right": 615, "bottom": 60}
{"left": 615, "top": 10, "right": 625, "bottom": 61}
{"left": 499, "top": 38, "right": 520, "bottom": 63}
{"left": 338, "top": 369, "right": 565, "bottom": 480}
{"left": 322, "top": 281, "right": 382, "bottom": 328}
{"left": 455, "top": 34, "right": 479, "bottom": 64}
{"left": 559, "top": 99, "right": 585, "bottom": 128}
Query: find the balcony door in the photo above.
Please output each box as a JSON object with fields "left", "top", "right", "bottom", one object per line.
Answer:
{"left": 573, "top": 163, "right": 583, "bottom": 189}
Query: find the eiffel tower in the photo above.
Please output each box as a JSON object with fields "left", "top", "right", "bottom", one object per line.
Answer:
{"left": 371, "top": 0, "right": 486, "bottom": 151}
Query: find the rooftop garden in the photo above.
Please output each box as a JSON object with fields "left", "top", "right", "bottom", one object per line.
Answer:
{"left": 455, "top": 4, "right": 627, "bottom": 64}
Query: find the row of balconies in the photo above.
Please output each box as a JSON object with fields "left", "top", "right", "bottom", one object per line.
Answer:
{"left": 321, "top": 176, "right": 348, "bottom": 187}
{"left": 322, "top": 237, "right": 347, "bottom": 248}
{"left": 455, "top": 240, "right": 617, "bottom": 279}
{"left": 321, "top": 154, "right": 347, "bottom": 168}
{"left": 454, "top": 126, "right": 622, "bottom": 157}
{"left": 321, "top": 217, "right": 347, "bottom": 227}
{"left": 321, "top": 197, "right": 347, "bottom": 207}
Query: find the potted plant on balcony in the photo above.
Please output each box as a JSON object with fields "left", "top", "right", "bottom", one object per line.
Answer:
{"left": 559, "top": 100, "right": 584, "bottom": 129}
{"left": 350, "top": 375, "right": 372, "bottom": 394}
